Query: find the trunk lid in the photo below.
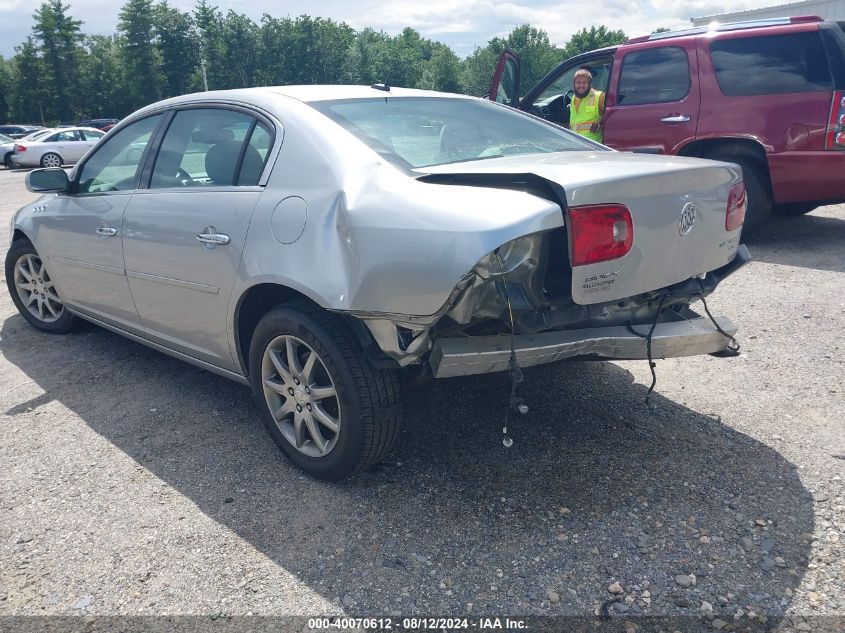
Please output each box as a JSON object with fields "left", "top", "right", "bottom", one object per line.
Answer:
{"left": 418, "top": 151, "right": 744, "bottom": 305}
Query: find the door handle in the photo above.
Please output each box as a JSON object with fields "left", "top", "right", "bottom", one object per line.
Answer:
{"left": 96, "top": 226, "right": 118, "bottom": 237}
{"left": 661, "top": 114, "right": 691, "bottom": 123}
{"left": 196, "top": 231, "right": 230, "bottom": 245}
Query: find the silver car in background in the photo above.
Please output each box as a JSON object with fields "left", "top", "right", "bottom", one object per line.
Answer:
{"left": 1, "top": 133, "right": 15, "bottom": 169}
{"left": 5, "top": 86, "right": 749, "bottom": 480}
{"left": 10, "top": 126, "right": 105, "bottom": 168}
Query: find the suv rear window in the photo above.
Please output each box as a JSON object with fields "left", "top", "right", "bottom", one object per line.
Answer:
{"left": 710, "top": 32, "right": 833, "bottom": 96}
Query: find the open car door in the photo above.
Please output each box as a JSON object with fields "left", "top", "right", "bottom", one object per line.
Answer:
{"left": 488, "top": 49, "right": 521, "bottom": 107}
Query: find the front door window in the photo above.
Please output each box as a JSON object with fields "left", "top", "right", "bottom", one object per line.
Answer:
{"left": 76, "top": 115, "right": 162, "bottom": 193}
{"left": 530, "top": 57, "right": 613, "bottom": 126}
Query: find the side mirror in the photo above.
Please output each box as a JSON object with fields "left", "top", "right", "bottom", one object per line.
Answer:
{"left": 26, "top": 168, "right": 70, "bottom": 193}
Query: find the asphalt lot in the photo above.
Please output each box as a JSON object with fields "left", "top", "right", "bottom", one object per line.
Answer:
{"left": 0, "top": 167, "right": 843, "bottom": 630}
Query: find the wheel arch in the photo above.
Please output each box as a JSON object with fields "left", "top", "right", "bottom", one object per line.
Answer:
{"left": 11, "top": 228, "right": 32, "bottom": 244}
{"left": 678, "top": 137, "right": 772, "bottom": 189}
{"left": 232, "top": 282, "right": 382, "bottom": 377}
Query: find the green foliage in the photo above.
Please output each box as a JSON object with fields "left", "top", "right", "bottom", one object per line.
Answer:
{"left": 81, "top": 35, "right": 127, "bottom": 117}
{"left": 118, "top": 0, "right": 162, "bottom": 109}
{"left": 10, "top": 37, "right": 45, "bottom": 124}
{"left": 504, "top": 24, "right": 561, "bottom": 92}
{"left": 2, "top": 0, "right": 634, "bottom": 124}
{"left": 0, "top": 59, "right": 12, "bottom": 122}
{"left": 154, "top": 1, "right": 200, "bottom": 97}
{"left": 562, "top": 25, "right": 627, "bottom": 58}
{"left": 32, "top": 0, "right": 83, "bottom": 121}
{"left": 420, "top": 45, "right": 462, "bottom": 93}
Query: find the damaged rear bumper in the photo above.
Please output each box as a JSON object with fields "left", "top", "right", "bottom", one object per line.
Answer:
{"left": 428, "top": 310, "right": 737, "bottom": 378}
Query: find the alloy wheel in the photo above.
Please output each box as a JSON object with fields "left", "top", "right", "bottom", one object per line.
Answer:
{"left": 13, "top": 253, "right": 64, "bottom": 323}
{"left": 261, "top": 335, "right": 341, "bottom": 458}
{"left": 42, "top": 154, "right": 61, "bottom": 168}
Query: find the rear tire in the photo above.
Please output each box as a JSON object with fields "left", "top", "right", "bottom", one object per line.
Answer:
{"left": 776, "top": 203, "right": 819, "bottom": 216}
{"left": 249, "top": 302, "right": 401, "bottom": 481}
{"left": 40, "top": 152, "right": 63, "bottom": 168}
{"left": 4, "top": 238, "right": 76, "bottom": 334}
{"left": 707, "top": 150, "right": 772, "bottom": 236}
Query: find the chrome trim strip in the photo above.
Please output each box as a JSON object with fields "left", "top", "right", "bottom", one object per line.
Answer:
{"left": 50, "top": 256, "right": 125, "bottom": 276}
{"left": 64, "top": 306, "right": 249, "bottom": 385}
{"left": 126, "top": 270, "right": 220, "bottom": 294}
{"left": 429, "top": 315, "right": 738, "bottom": 378}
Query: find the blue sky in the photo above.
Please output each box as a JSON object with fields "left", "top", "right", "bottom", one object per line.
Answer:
{"left": 0, "top": 0, "right": 769, "bottom": 58}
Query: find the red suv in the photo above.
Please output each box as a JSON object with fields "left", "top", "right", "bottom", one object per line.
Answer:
{"left": 490, "top": 16, "right": 845, "bottom": 233}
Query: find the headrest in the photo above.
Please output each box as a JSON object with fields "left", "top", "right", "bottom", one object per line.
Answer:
{"left": 192, "top": 128, "right": 235, "bottom": 144}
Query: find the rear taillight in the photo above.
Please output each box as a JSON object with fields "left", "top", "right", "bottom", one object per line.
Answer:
{"left": 569, "top": 204, "right": 633, "bottom": 267}
{"left": 726, "top": 182, "right": 746, "bottom": 231}
{"left": 825, "top": 91, "right": 845, "bottom": 150}
{"left": 14, "top": 144, "right": 26, "bottom": 152}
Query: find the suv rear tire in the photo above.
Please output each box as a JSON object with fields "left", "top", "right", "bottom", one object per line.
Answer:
{"left": 707, "top": 150, "right": 772, "bottom": 236}
{"left": 776, "top": 202, "right": 819, "bottom": 216}
{"left": 248, "top": 302, "right": 402, "bottom": 481}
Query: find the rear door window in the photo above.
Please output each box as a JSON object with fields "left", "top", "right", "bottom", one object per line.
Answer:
{"left": 48, "top": 130, "right": 80, "bottom": 142}
{"left": 710, "top": 32, "right": 833, "bottom": 96}
{"left": 150, "top": 109, "right": 271, "bottom": 188}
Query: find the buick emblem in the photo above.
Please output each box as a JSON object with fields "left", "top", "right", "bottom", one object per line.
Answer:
{"left": 679, "top": 202, "right": 696, "bottom": 236}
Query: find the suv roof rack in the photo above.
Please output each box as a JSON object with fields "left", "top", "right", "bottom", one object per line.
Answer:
{"left": 625, "top": 15, "right": 822, "bottom": 44}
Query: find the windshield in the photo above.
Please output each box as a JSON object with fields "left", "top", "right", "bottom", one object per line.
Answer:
{"left": 0, "top": 134, "right": 12, "bottom": 143}
{"left": 309, "top": 97, "right": 603, "bottom": 168}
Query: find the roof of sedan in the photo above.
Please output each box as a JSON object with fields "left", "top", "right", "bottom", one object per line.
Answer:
{"left": 264, "top": 85, "right": 476, "bottom": 102}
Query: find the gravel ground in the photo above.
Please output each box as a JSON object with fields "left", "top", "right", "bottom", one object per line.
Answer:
{"left": 0, "top": 168, "right": 842, "bottom": 631}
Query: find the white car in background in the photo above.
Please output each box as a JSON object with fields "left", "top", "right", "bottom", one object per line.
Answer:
{"left": 1, "top": 133, "right": 15, "bottom": 169}
{"left": 10, "top": 127, "right": 105, "bottom": 168}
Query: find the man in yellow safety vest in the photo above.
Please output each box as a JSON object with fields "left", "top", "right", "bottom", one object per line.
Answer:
{"left": 569, "top": 68, "right": 605, "bottom": 143}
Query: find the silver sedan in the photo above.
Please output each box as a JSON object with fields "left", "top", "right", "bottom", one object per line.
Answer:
{"left": 10, "top": 126, "right": 105, "bottom": 168}
{"left": 1, "top": 133, "right": 14, "bottom": 169}
{"left": 6, "top": 86, "right": 748, "bottom": 479}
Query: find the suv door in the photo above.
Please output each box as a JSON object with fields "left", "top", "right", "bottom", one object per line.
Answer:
{"left": 36, "top": 114, "right": 163, "bottom": 328}
{"left": 603, "top": 43, "right": 700, "bottom": 154}
{"left": 489, "top": 49, "right": 521, "bottom": 106}
{"left": 518, "top": 54, "right": 615, "bottom": 129}
{"left": 122, "top": 107, "right": 273, "bottom": 370}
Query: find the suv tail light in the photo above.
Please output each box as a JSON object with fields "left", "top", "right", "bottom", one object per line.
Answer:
{"left": 726, "top": 182, "right": 747, "bottom": 231}
{"left": 14, "top": 144, "right": 26, "bottom": 152}
{"left": 569, "top": 204, "right": 633, "bottom": 266}
{"left": 825, "top": 91, "right": 845, "bottom": 150}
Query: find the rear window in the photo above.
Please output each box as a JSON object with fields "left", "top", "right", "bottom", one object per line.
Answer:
{"left": 617, "top": 47, "right": 691, "bottom": 105}
{"left": 309, "top": 97, "right": 601, "bottom": 169}
{"left": 710, "top": 32, "right": 833, "bottom": 96}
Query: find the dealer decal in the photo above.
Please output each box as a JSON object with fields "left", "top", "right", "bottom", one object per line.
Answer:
{"left": 582, "top": 270, "right": 620, "bottom": 290}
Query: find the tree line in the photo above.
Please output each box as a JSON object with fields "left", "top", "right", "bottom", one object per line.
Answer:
{"left": 0, "top": 0, "right": 628, "bottom": 125}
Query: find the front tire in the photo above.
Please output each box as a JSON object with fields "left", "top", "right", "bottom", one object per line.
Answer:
{"left": 4, "top": 238, "right": 76, "bottom": 333}
{"left": 40, "top": 152, "right": 63, "bottom": 168}
{"left": 249, "top": 302, "right": 401, "bottom": 481}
